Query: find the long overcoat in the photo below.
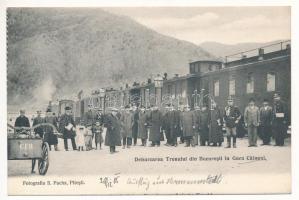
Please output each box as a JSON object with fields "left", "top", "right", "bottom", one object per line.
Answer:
{"left": 272, "top": 100, "right": 288, "bottom": 141}
{"left": 148, "top": 110, "right": 164, "bottom": 142}
{"left": 103, "top": 113, "right": 121, "bottom": 146}
{"left": 120, "top": 112, "right": 133, "bottom": 138}
{"left": 132, "top": 110, "right": 139, "bottom": 138}
{"left": 44, "top": 116, "right": 58, "bottom": 145}
{"left": 138, "top": 111, "right": 149, "bottom": 139}
{"left": 199, "top": 110, "right": 209, "bottom": 141}
{"left": 180, "top": 111, "right": 195, "bottom": 137}
{"left": 209, "top": 107, "right": 224, "bottom": 143}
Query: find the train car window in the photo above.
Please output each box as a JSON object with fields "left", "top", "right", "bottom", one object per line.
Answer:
{"left": 267, "top": 72, "right": 276, "bottom": 92}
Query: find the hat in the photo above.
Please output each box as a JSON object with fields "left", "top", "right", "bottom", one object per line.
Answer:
{"left": 65, "top": 106, "right": 72, "bottom": 110}
{"left": 273, "top": 92, "right": 281, "bottom": 98}
{"left": 227, "top": 96, "right": 234, "bottom": 101}
{"left": 194, "top": 106, "right": 200, "bottom": 110}
{"left": 111, "top": 107, "right": 118, "bottom": 111}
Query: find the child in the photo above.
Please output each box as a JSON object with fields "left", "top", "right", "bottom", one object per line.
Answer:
{"left": 93, "top": 121, "right": 103, "bottom": 150}
{"left": 75, "top": 121, "right": 86, "bottom": 151}
{"left": 85, "top": 126, "right": 93, "bottom": 151}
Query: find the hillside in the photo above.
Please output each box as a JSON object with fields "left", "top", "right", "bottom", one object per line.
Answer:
{"left": 7, "top": 8, "right": 214, "bottom": 108}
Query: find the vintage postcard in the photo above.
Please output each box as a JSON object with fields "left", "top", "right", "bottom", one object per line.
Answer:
{"left": 5, "top": 4, "right": 291, "bottom": 196}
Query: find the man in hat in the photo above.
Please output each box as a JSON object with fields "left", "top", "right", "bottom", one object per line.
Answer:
{"left": 199, "top": 104, "right": 209, "bottom": 146}
{"left": 138, "top": 106, "right": 149, "bottom": 146}
{"left": 180, "top": 105, "right": 195, "bottom": 147}
{"left": 44, "top": 108, "right": 59, "bottom": 151}
{"left": 162, "top": 104, "right": 172, "bottom": 146}
{"left": 148, "top": 105, "right": 164, "bottom": 147}
{"left": 58, "top": 106, "right": 77, "bottom": 151}
{"left": 259, "top": 99, "right": 273, "bottom": 145}
{"left": 272, "top": 92, "right": 289, "bottom": 146}
{"left": 120, "top": 105, "right": 133, "bottom": 149}
{"left": 103, "top": 107, "right": 122, "bottom": 153}
{"left": 208, "top": 103, "right": 223, "bottom": 147}
{"left": 15, "top": 109, "right": 30, "bottom": 129}
{"left": 223, "top": 96, "right": 241, "bottom": 148}
{"left": 244, "top": 98, "right": 260, "bottom": 147}
{"left": 132, "top": 105, "right": 139, "bottom": 146}
{"left": 192, "top": 106, "right": 201, "bottom": 146}
{"left": 32, "top": 110, "right": 44, "bottom": 138}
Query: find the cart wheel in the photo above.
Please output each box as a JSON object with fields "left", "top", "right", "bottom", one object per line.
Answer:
{"left": 38, "top": 142, "right": 50, "bottom": 175}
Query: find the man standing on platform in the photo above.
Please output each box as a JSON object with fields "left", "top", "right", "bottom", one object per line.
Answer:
{"left": 44, "top": 108, "right": 59, "bottom": 151}
{"left": 272, "top": 93, "right": 289, "bottom": 146}
{"left": 103, "top": 107, "right": 122, "bottom": 154}
{"left": 223, "top": 96, "right": 241, "bottom": 148}
{"left": 244, "top": 98, "right": 260, "bottom": 147}
{"left": 32, "top": 110, "right": 44, "bottom": 138}
{"left": 120, "top": 106, "right": 133, "bottom": 149}
{"left": 138, "top": 106, "right": 149, "bottom": 146}
{"left": 59, "top": 106, "right": 77, "bottom": 151}
{"left": 191, "top": 106, "right": 201, "bottom": 146}
{"left": 180, "top": 105, "right": 195, "bottom": 147}
{"left": 148, "top": 105, "right": 164, "bottom": 147}
{"left": 199, "top": 104, "right": 209, "bottom": 146}
{"left": 132, "top": 105, "right": 139, "bottom": 146}
{"left": 259, "top": 99, "right": 273, "bottom": 145}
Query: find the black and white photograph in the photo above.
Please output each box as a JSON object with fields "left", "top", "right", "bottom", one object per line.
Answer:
{"left": 3, "top": 1, "right": 295, "bottom": 196}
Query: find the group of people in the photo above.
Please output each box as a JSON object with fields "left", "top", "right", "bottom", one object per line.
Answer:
{"left": 12, "top": 92, "right": 289, "bottom": 154}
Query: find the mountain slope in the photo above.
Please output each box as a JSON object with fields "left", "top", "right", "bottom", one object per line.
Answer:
{"left": 7, "top": 8, "right": 214, "bottom": 107}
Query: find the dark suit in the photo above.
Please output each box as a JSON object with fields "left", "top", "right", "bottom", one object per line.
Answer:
{"left": 259, "top": 106, "right": 273, "bottom": 145}
{"left": 272, "top": 100, "right": 288, "bottom": 146}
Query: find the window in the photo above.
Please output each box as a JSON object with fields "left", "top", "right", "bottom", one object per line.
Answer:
{"left": 195, "top": 65, "right": 199, "bottom": 73}
{"left": 167, "top": 85, "right": 171, "bottom": 95}
{"left": 267, "top": 72, "right": 276, "bottom": 91}
{"left": 246, "top": 73, "right": 254, "bottom": 93}
{"left": 229, "top": 74, "right": 236, "bottom": 96}
{"left": 214, "top": 79, "right": 220, "bottom": 97}
{"left": 190, "top": 64, "right": 195, "bottom": 73}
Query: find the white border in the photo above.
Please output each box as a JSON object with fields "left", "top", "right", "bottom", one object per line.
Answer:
{"left": 0, "top": 0, "right": 298, "bottom": 200}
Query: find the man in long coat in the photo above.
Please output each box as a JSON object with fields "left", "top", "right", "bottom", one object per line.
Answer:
{"left": 58, "top": 106, "right": 77, "bottom": 151}
{"left": 103, "top": 108, "right": 122, "bottom": 153}
{"left": 163, "top": 105, "right": 181, "bottom": 147}
{"left": 32, "top": 110, "right": 44, "bottom": 138}
{"left": 132, "top": 105, "right": 139, "bottom": 146}
{"left": 208, "top": 104, "right": 223, "bottom": 146}
{"left": 192, "top": 106, "right": 201, "bottom": 146}
{"left": 138, "top": 106, "right": 149, "bottom": 146}
{"left": 44, "top": 108, "right": 59, "bottom": 151}
{"left": 199, "top": 104, "right": 209, "bottom": 146}
{"left": 259, "top": 99, "right": 273, "bottom": 145}
{"left": 162, "top": 105, "right": 172, "bottom": 146}
{"left": 148, "top": 106, "right": 164, "bottom": 146}
{"left": 180, "top": 105, "right": 195, "bottom": 147}
{"left": 272, "top": 93, "right": 289, "bottom": 146}
{"left": 120, "top": 106, "right": 133, "bottom": 148}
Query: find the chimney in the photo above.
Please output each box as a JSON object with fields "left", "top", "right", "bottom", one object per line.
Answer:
{"left": 258, "top": 48, "right": 264, "bottom": 60}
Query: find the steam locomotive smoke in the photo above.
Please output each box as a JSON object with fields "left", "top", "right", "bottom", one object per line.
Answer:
{"left": 33, "top": 77, "right": 56, "bottom": 105}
